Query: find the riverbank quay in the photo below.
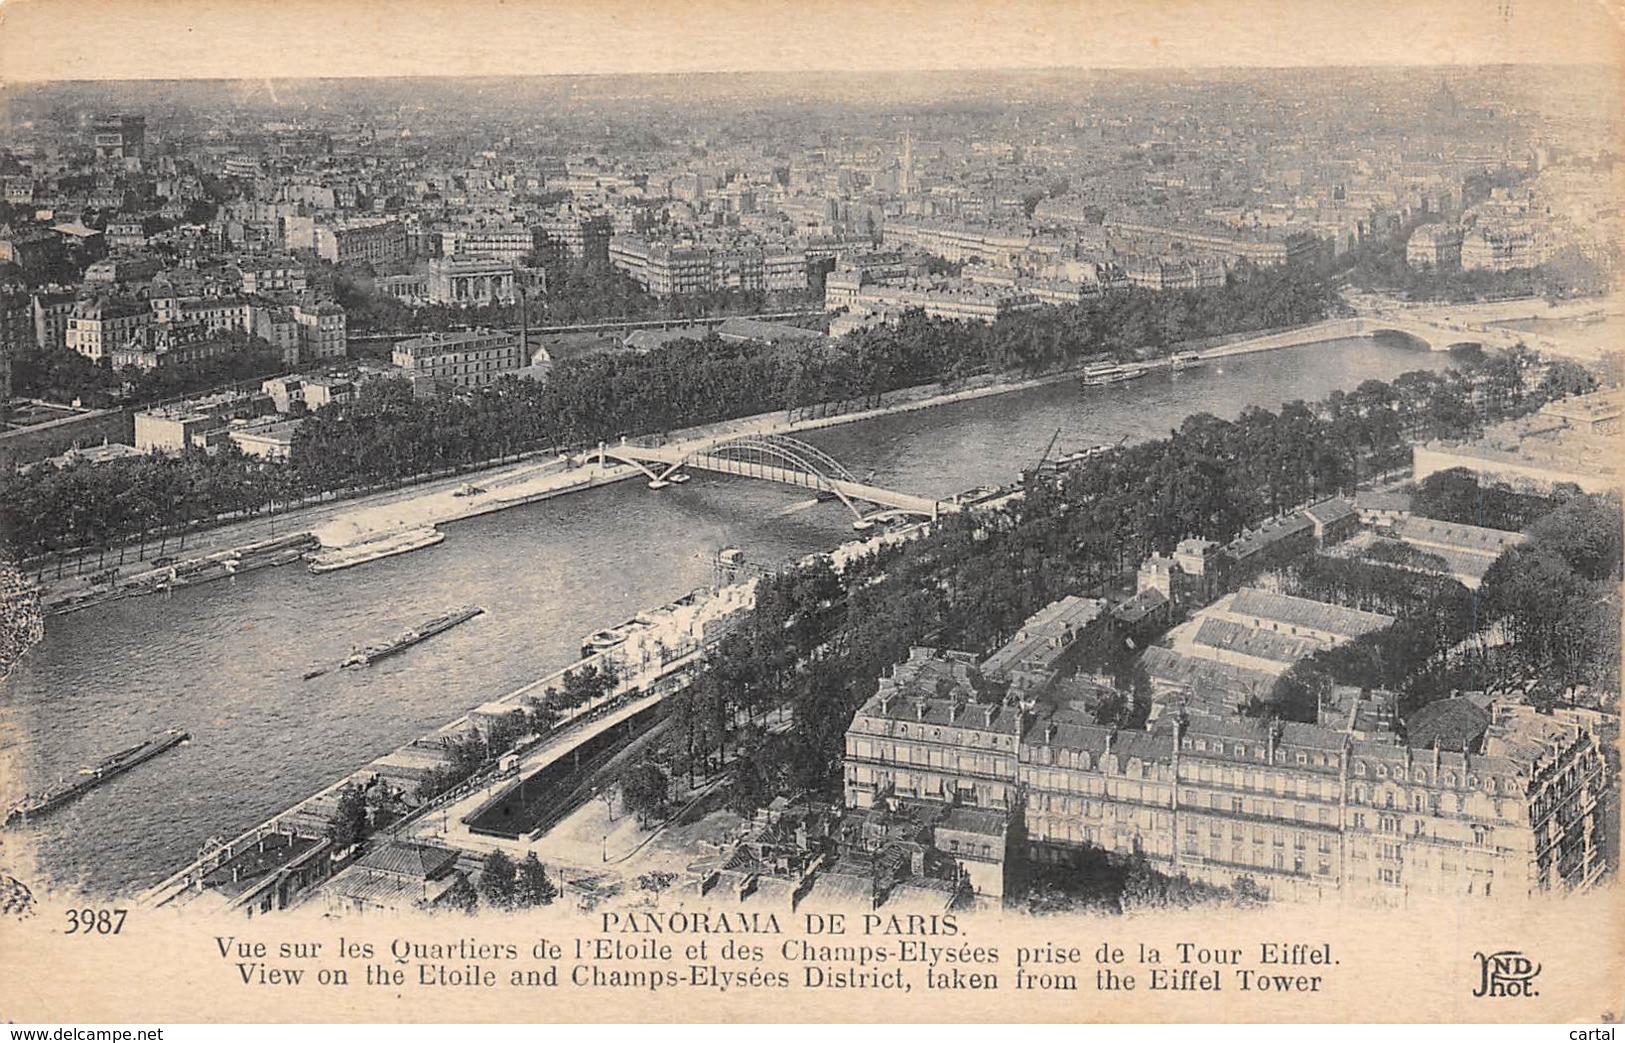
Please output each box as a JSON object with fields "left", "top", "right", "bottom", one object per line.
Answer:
{"left": 138, "top": 577, "right": 756, "bottom": 913}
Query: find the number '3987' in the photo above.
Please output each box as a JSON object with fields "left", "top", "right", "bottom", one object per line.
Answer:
{"left": 64, "top": 908, "right": 126, "bottom": 934}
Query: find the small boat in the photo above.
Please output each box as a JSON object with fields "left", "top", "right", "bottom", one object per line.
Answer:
{"left": 1053, "top": 444, "right": 1115, "bottom": 466}
{"left": 307, "top": 528, "right": 445, "bottom": 574}
{"left": 1170, "top": 351, "right": 1205, "bottom": 371}
{"left": 953, "top": 484, "right": 1004, "bottom": 506}
{"left": 668, "top": 473, "right": 691, "bottom": 485}
{"left": 341, "top": 605, "right": 485, "bottom": 668}
{"left": 647, "top": 479, "right": 671, "bottom": 490}
{"left": 1081, "top": 362, "right": 1149, "bottom": 386}
{"left": 5, "top": 730, "right": 190, "bottom": 826}
{"left": 303, "top": 667, "right": 329, "bottom": 681}
{"left": 452, "top": 483, "right": 487, "bottom": 497}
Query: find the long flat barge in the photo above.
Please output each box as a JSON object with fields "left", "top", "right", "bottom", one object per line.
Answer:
{"left": 342, "top": 604, "right": 484, "bottom": 668}
{"left": 5, "top": 729, "right": 190, "bottom": 826}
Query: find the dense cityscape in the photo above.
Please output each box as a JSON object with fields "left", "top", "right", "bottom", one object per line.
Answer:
{"left": 0, "top": 63, "right": 1618, "bottom": 922}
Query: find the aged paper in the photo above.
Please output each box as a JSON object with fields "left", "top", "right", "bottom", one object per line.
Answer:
{"left": 0, "top": 0, "right": 1621, "bottom": 1025}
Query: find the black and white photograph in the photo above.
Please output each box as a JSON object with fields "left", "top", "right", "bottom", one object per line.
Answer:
{"left": 0, "top": 0, "right": 1619, "bottom": 1026}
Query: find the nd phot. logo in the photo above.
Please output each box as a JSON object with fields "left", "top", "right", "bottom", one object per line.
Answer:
{"left": 1472, "top": 951, "right": 1541, "bottom": 998}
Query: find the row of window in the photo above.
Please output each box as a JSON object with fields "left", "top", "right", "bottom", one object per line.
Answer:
{"left": 1023, "top": 774, "right": 1167, "bottom": 802}
{"left": 1182, "top": 790, "right": 1334, "bottom": 824}
{"left": 1186, "top": 765, "right": 1339, "bottom": 797}
{"left": 870, "top": 718, "right": 1019, "bottom": 750}
{"left": 1184, "top": 736, "right": 1339, "bottom": 769}
{"left": 1188, "top": 840, "right": 1330, "bottom": 878}
{"left": 1187, "top": 822, "right": 1334, "bottom": 852}
{"left": 1352, "top": 760, "right": 1509, "bottom": 791}
{"left": 1349, "top": 784, "right": 1515, "bottom": 822}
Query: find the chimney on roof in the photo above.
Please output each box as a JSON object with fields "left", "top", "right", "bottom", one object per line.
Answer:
{"left": 916, "top": 700, "right": 926, "bottom": 721}
{"left": 949, "top": 701, "right": 960, "bottom": 724}
{"left": 983, "top": 705, "right": 995, "bottom": 727}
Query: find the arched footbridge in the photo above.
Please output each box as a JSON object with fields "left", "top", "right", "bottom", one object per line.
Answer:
{"left": 598, "top": 433, "right": 959, "bottom": 526}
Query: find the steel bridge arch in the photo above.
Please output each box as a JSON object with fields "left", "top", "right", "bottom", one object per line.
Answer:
{"left": 681, "top": 434, "right": 866, "bottom": 520}
{"left": 600, "top": 434, "right": 932, "bottom": 525}
{"left": 695, "top": 434, "right": 858, "bottom": 483}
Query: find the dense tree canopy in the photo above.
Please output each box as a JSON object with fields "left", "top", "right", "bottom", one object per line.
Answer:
{"left": 1477, "top": 495, "right": 1623, "bottom": 697}
{"left": 11, "top": 334, "right": 289, "bottom": 409}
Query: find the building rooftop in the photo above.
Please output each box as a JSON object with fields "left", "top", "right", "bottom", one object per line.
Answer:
{"left": 1111, "top": 586, "right": 1169, "bottom": 625}
{"left": 1302, "top": 497, "right": 1358, "bottom": 528}
{"left": 1541, "top": 389, "right": 1623, "bottom": 424}
{"left": 1391, "top": 517, "right": 1525, "bottom": 555}
{"left": 395, "top": 328, "right": 517, "bottom": 354}
{"left": 325, "top": 866, "right": 460, "bottom": 910}
{"left": 197, "top": 833, "right": 322, "bottom": 899}
{"left": 1111, "top": 727, "right": 1178, "bottom": 766}
{"left": 355, "top": 840, "right": 459, "bottom": 880}
{"left": 857, "top": 691, "right": 1024, "bottom": 736}
{"left": 979, "top": 595, "right": 1106, "bottom": 682}
{"left": 716, "top": 316, "right": 823, "bottom": 343}
{"left": 1184, "top": 713, "right": 1274, "bottom": 745}
{"left": 1193, "top": 616, "right": 1319, "bottom": 664}
{"left": 1406, "top": 696, "right": 1491, "bottom": 752}
{"left": 1354, "top": 490, "right": 1413, "bottom": 513}
{"left": 938, "top": 806, "right": 1009, "bottom": 838}
{"left": 1279, "top": 720, "right": 1349, "bottom": 753}
{"left": 1026, "top": 717, "right": 1114, "bottom": 758}
{"left": 1224, "top": 513, "right": 1314, "bottom": 560}
{"left": 1142, "top": 646, "right": 1279, "bottom": 707}
{"left": 1226, "top": 588, "right": 1395, "bottom": 639}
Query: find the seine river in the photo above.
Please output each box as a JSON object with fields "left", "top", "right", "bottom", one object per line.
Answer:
{"left": 0, "top": 336, "right": 1458, "bottom": 895}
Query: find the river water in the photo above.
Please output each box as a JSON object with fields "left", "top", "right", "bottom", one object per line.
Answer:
{"left": 0, "top": 336, "right": 1459, "bottom": 895}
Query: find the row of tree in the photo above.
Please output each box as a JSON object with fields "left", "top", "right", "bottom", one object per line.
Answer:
{"left": 9, "top": 333, "right": 290, "bottom": 410}
{"left": 1409, "top": 466, "right": 1563, "bottom": 532}
{"left": 1476, "top": 495, "right": 1622, "bottom": 697}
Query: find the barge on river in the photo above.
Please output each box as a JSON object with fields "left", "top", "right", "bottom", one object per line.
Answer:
{"left": 5, "top": 730, "right": 190, "bottom": 826}
{"left": 1081, "top": 361, "right": 1149, "bottom": 387}
{"left": 342, "top": 605, "right": 484, "bottom": 668}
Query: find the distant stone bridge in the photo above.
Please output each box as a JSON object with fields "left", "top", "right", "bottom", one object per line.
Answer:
{"left": 1201, "top": 315, "right": 1561, "bottom": 360}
